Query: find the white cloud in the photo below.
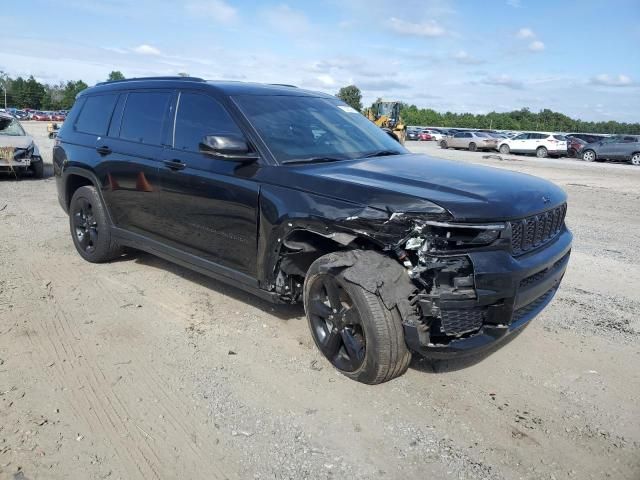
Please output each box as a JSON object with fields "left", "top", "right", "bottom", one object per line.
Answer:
{"left": 263, "top": 4, "right": 311, "bottom": 36}
{"left": 507, "top": 0, "right": 522, "bottom": 7}
{"left": 589, "top": 74, "right": 634, "bottom": 87}
{"left": 452, "top": 50, "right": 484, "bottom": 65}
{"left": 186, "top": 0, "right": 237, "bottom": 24}
{"left": 388, "top": 17, "right": 446, "bottom": 37}
{"left": 132, "top": 44, "right": 161, "bottom": 56}
{"left": 516, "top": 27, "right": 535, "bottom": 39}
{"left": 480, "top": 75, "right": 524, "bottom": 90}
{"left": 529, "top": 40, "right": 545, "bottom": 52}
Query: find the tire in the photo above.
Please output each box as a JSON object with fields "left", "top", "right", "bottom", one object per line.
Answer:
{"left": 582, "top": 149, "right": 596, "bottom": 162}
{"left": 536, "top": 146, "right": 548, "bottom": 158}
{"left": 304, "top": 253, "right": 411, "bottom": 384}
{"left": 499, "top": 144, "right": 510, "bottom": 154}
{"left": 630, "top": 153, "right": 640, "bottom": 166}
{"left": 468, "top": 142, "right": 477, "bottom": 152}
{"left": 440, "top": 140, "right": 448, "bottom": 149}
{"left": 69, "top": 186, "right": 122, "bottom": 263}
{"left": 30, "top": 158, "right": 44, "bottom": 178}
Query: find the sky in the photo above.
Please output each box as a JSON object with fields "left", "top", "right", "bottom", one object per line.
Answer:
{"left": 2, "top": 0, "right": 640, "bottom": 122}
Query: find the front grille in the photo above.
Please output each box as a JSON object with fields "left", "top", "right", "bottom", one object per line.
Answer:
{"left": 512, "top": 287, "right": 556, "bottom": 323}
{"left": 440, "top": 309, "right": 485, "bottom": 336}
{"left": 509, "top": 204, "right": 566, "bottom": 255}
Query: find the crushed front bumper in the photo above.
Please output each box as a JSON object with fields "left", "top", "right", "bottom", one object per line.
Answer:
{"left": 404, "top": 226, "right": 572, "bottom": 358}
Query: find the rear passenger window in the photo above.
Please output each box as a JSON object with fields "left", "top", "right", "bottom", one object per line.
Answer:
{"left": 173, "top": 93, "right": 243, "bottom": 152}
{"left": 120, "top": 91, "right": 171, "bottom": 145}
{"left": 74, "top": 94, "right": 118, "bottom": 136}
{"left": 553, "top": 135, "right": 566, "bottom": 141}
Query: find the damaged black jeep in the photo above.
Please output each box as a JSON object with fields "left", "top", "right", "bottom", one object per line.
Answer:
{"left": 54, "top": 77, "right": 572, "bottom": 384}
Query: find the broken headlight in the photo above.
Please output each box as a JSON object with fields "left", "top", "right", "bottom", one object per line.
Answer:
{"left": 404, "top": 220, "right": 505, "bottom": 254}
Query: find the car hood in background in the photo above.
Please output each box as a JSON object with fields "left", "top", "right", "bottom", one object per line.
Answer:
{"left": 266, "top": 153, "right": 567, "bottom": 221}
{"left": 0, "top": 135, "right": 34, "bottom": 149}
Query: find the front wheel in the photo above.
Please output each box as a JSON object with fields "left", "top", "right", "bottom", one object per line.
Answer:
{"left": 631, "top": 153, "right": 640, "bottom": 166}
{"left": 30, "top": 158, "right": 44, "bottom": 178}
{"left": 582, "top": 149, "right": 596, "bottom": 162}
{"left": 304, "top": 253, "right": 411, "bottom": 384}
{"left": 440, "top": 140, "right": 448, "bottom": 149}
{"left": 536, "top": 146, "right": 548, "bottom": 158}
{"left": 499, "top": 144, "right": 510, "bottom": 154}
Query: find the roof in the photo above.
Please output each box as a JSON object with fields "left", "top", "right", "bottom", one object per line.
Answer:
{"left": 82, "top": 76, "right": 333, "bottom": 99}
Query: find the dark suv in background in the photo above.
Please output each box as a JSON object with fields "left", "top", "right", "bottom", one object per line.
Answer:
{"left": 54, "top": 77, "right": 572, "bottom": 384}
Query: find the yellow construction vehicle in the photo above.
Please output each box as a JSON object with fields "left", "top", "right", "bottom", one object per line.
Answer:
{"left": 365, "top": 101, "right": 406, "bottom": 144}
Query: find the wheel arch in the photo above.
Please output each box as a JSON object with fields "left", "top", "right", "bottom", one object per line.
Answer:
{"left": 62, "top": 168, "right": 113, "bottom": 224}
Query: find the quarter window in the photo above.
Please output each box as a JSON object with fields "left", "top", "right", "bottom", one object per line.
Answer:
{"left": 174, "top": 93, "right": 243, "bottom": 152}
{"left": 119, "top": 91, "right": 172, "bottom": 145}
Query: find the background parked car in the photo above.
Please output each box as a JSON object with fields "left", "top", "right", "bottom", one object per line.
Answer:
{"left": 406, "top": 127, "right": 422, "bottom": 141}
{"left": 418, "top": 131, "right": 432, "bottom": 141}
{"left": 566, "top": 137, "right": 587, "bottom": 158}
{"left": 31, "top": 111, "right": 52, "bottom": 121}
{"left": 52, "top": 111, "right": 66, "bottom": 121}
{"left": 498, "top": 132, "right": 567, "bottom": 158}
{"left": 581, "top": 135, "right": 640, "bottom": 165}
{"left": 422, "top": 128, "right": 444, "bottom": 141}
{"left": 440, "top": 131, "right": 498, "bottom": 151}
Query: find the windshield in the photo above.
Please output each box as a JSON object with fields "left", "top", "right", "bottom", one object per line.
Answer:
{"left": 0, "top": 117, "right": 26, "bottom": 136}
{"left": 233, "top": 95, "right": 407, "bottom": 163}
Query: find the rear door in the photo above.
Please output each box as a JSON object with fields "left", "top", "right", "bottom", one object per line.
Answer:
{"left": 597, "top": 137, "right": 620, "bottom": 159}
{"left": 95, "top": 89, "right": 173, "bottom": 239}
{"left": 158, "top": 90, "right": 260, "bottom": 277}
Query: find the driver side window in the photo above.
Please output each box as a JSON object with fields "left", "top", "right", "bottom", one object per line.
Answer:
{"left": 173, "top": 92, "right": 243, "bottom": 153}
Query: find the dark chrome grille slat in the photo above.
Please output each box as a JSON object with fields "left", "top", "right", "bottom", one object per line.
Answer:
{"left": 509, "top": 204, "right": 567, "bottom": 255}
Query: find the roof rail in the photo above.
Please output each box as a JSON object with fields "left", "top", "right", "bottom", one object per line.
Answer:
{"left": 95, "top": 76, "right": 206, "bottom": 86}
{"left": 270, "top": 83, "right": 298, "bottom": 88}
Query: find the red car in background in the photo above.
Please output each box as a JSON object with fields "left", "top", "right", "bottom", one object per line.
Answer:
{"left": 418, "top": 131, "right": 432, "bottom": 141}
{"left": 52, "top": 112, "right": 66, "bottom": 121}
{"left": 31, "top": 111, "right": 52, "bottom": 121}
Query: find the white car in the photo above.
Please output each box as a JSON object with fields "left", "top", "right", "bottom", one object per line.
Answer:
{"left": 498, "top": 132, "right": 568, "bottom": 158}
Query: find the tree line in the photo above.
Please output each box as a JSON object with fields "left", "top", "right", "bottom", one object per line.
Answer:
{"left": 336, "top": 85, "right": 640, "bottom": 135}
{"left": 0, "top": 71, "right": 124, "bottom": 111}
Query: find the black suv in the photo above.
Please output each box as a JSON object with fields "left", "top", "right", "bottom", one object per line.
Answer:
{"left": 54, "top": 77, "right": 572, "bottom": 384}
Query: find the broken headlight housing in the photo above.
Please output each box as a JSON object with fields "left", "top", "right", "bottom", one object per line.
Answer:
{"left": 403, "top": 220, "right": 506, "bottom": 254}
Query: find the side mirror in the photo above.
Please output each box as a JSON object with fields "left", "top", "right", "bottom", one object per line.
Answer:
{"left": 199, "top": 134, "right": 259, "bottom": 161}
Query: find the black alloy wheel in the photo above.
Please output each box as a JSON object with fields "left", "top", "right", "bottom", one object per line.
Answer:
{"left": 307, "top": 274, "right": 366, "bottom": 372}
{"left": 73, "top": 197, "right": 98, "bottom": 254}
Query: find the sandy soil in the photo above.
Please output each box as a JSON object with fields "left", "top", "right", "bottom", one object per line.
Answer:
{"left": 0, "top": 124, "right": 638, "bottom": 480}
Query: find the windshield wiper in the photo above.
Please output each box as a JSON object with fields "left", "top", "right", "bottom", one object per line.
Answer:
{"left": 281, "top": 156, "right": 347, "bottom": 165}
{"left": 361, "top": 150, "right": 403, "bottom": 158}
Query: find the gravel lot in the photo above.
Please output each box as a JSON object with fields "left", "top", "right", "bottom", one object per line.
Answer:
{"left": 1, "top": 123, "right": 639, "bottom": 480}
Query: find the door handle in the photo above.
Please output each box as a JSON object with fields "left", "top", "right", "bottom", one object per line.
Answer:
{"left": 163, "top": 159, "right": 186, "bottom": 170}
{"left": 96, "top": 145, "right": 112, "bottom": 155}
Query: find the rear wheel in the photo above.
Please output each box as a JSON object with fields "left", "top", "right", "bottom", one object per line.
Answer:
{"left": 468, "top": 142, "right": 477, "bottom": 152}
{"left": 69, "top": 186, "right": 122, "bottom": 263}
{"left": 631, "top": 153, "right": 640, "bottom": 166}
{"left": 536, "top": 146, "right": 548, "bottom": 158}
{"left": 440, "top": 140, "right": 448, "bottom": 149}
{"left": 304, "top": 253, "right": 411, "bottom": 384}
{"left": 499, "top": 144, "right": 510, "bottom": 154}
{"left": 582, "top": 149, "right": 596, "bottom": 162}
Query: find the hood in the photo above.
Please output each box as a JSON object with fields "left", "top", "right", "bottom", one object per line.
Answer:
{"left": 267, "top": 153, "right": 567, "bottom": 222}
{"left": 0, "top": 135, "right": 34, "bottom": 149}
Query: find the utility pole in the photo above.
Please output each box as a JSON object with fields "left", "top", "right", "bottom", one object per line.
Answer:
{"left": 0, "top": 81, "right": 6, "bottom": 109}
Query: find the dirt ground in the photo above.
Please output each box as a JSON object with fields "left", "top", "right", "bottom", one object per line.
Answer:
{"left": 1, "top": 123, "right": 638, "bottom": 480}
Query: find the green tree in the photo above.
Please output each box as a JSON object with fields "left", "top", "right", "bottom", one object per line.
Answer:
{"left": 61, "top": 80, "right": 88, "bottom": 109}
{"left": 336, "top": 85, "right": 363, "bottom": 112}
{"left": 107, "top": 71, "right": 125, "bottom": 82}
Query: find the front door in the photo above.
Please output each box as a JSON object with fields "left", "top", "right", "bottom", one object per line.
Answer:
{"left": 157, "top": 91, "right": 260, "bottom": 277}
